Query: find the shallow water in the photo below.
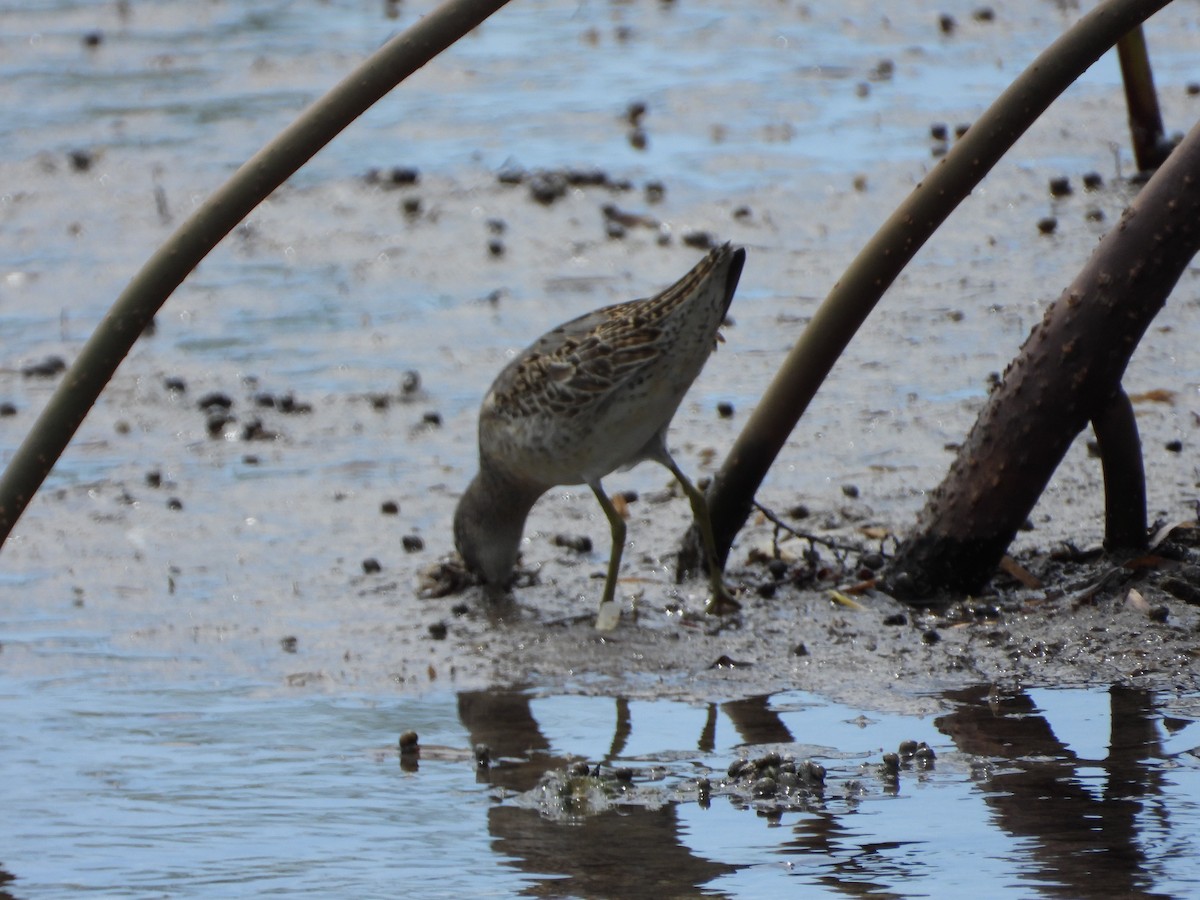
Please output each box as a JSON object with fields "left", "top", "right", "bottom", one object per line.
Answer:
{"left": 3, "top": 1, "right": 1200, "bottom": 897}
{"left": 3, "top": 675, "right": 1200, "bottom": 897}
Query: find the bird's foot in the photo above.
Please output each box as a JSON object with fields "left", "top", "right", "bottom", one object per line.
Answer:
{"left": 704, "top": 582, "right": 741, "bottom": 616}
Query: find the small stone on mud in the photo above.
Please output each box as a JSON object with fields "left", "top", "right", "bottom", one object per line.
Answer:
{"left": 362, "top": 558, "right": 382, "bottom": 574}
{"left": 883, "top": 613, "right": 907, "bottom": 626}
{"left": 717, "top": 401, "right": 735, "bottom": 418}
{"left": 21, "top": 355, "right": 67, "bottom": 378}
{"left": 422, "top": 411, "right": 442, "bottom": 426}
{"left": 789, "top": 504, "right": 810, "bottom": 519}
{"left": 1037, "top": 216, "right": 1057, "bottom": 234}
{"left": 166, "top": 497, "right": 183, "bottom": 511}
{"left": 553, "top": 533, "right": 592, "bottom": 553}
{"left": 487, "top": 238, "right": 505, "bottom": 257}
{"left": 402, "top": 535, "right": 424, "bottom": 553}
{"left": 841, "top": 484, "right": 860, "bottom": 498}
{"left": 164, "top": 376, "right": 187, "bottom": 393}
{"left": 682, "top": 230, "right": 716, "bottom": 250}
{"left": 1048, "top": 176, "right": 1072, "bottom": 197}
{"left": 792, "top": 643, "right": 809, "bottom": 657}
{"left": 938, "top": 13, "right": 955, "bottom": 34}
{"left": 401, "top": 197, "right": 421, "bottom": 218}
{"left": 973, "top": 6, "right": 995, "bottom": 22}
{"left": 428, "top": 621, "right": 448, "bottom": 640}
{"left": 1166, "top": 440, "right": 1183, "bottom": 453}
{"left": 145, "top": 470, "right": 162, "bottom": 488}
{"left": 280, "top": 636, "right": 298, "bottom": 653}
{"left": 1082, "top": 171, "right": 1104, "bottom": 190}
{"left": 0, "top": 402, "right": 15, "bottom": 417}
{"left": 400, "top": 370, "right": 421, "bottom": 397}
{"left": 921, "top": 629, "right": 940, "bottom": 644}
{"left": 197, "top": 391, "right": 233, "bottom": 411}
{"left": 381, "top": 501, "right": 399, "bottom": 515}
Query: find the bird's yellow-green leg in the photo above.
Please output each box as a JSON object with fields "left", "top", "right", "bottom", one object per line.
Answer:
{"left": 589, "top": 480, "right": 626, "bottom": 629}
{"left": 662, "top": 456, "right": 741, "bottom": 614}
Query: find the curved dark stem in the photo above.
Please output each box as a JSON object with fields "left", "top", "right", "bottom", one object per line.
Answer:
{"left": 1092, "top": 388, "right": 1148, "bottom": 551}
{"left": 0, "top": 0, "right": 513, "bottom": 550}
{"left": 691, "top": 0, "right": 1171, "bottom": 571}
{"left": 1117, "top": 25, "right": 1170, "bottom": 172}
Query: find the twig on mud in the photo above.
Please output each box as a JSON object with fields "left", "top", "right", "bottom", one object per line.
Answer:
{"left": 752, "top": 501, "right": 867, "bottom": 563}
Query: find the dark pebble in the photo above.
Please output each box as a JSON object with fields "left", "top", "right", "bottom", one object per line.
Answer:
{"left": 197, "top": 391, "right": 233, "bottom": 411}
{"left": 400, "top": 370, "right": 421, "bottom": 396}
{"left": 0, "top": 402, "right": 16, "bottom": 417}
{"left": 792, "top": 643, "right": 809, "bottom": 657}
{"left": 401, "top": 196, "right": 421, "bottom": 218}
{"left": 369, "top": 393, "right": 390, "bottom": 410}
{"left": 206, "top": 413, "right": 233, "bottom": 437}
{"left": 362, "top": 558, "right": 382, "bottom": 574}
{"left": 728, "top": 758, "right": 753, "bottom": 779}
{"left": 861, "top": 552, "right": 885, "bottom": 570}
{"left": 428, "top": 621, "right": 448, "bottom": 640}
{"left": 421, "top": 411, "right": 442, "bottom": 426}
{"left": 21, "top": 356, "right": 67, "bottom": 378}
{"left": 487, "top": 238, "right": 505, "bottom": 257}
{"left": 614, "top": 767, "right": 635, "bottom": 783}
{"left": 145, "top": 470, "right": 162, "bottom": 488}
{"left": 388, "top": 166, "right": 419, "bottom": 185}
{"left": 1048, "top": 176, "right": 1072, "bottom": 197}
{"left": 644, "top": 180, "right": 665, "bottom": 203}
{"left": 938, "top": 13, "right": 955, "bottom": 34}
{"left": 398, "top": 730, "right": 419, "bottom": 752}
{"left": 402, "top": 535, "right": 424, "bottom": 553}
{"left": 767, "top": 558, "right": 789, "bottom": 580}
{"left": 67, "top": 149, "right": 93, "bottom": 172}
{"left": 280, "top": 635, "right": 298, "bottom": 653}
{"left": 841, "top": 484, "right": 860, "bottom": 499}
{"left": 164, "top": 376, "right": 187, "bottom": 393}
{"left": 241, "top": 418, "right": 275, "bottom": 441}
{"left": 881, "top": 752, "right": 901, "bottom": 775}
{"left": 789, "top": 504, "right": 810, "bottom": 519}
{"left": 1149, "top": 605, "right": 1170, "bottom": 623}
{"left": 627, "top": 128, "right": 648, "bottom": 150}
{"left": 1037, "top": 216, "right": 1057, "bottom": 234}
{"left": 973, "top": 6, "right": 995, "bottom": 22}
{"left": 554, "top": 533, "right": 593, "bottom": 553}
{"left": 605, "top": 219, "right": 626, "bottom": 240}
{"left": 1082, "top": 171, "right": 1104, "bottom": 190}
{"left": 898, "top": 739, "right": 919, "bottom": 757}
{"left": 800, "top": 760, "right": 826, "bottom": 783}
{"left": 717, "top": 401, "right": 735, "bottom": 418}
{"left": 914, "top": 742, "right": 937, "bottom": 764}
{"left": 529, "top": 171, "right": 568, "bottom": 205}
{"left": 1085, "top": 208, "right": 1105, "bottom": 222}
{"left": 381, "top": 500, "right": 399, "bottom": 515}
{"left": 497, "top": 166, "right": 525, "bottom": 185}
{"left": 883, "top": 613, "right": 908, "bottom": 626}
{"left": 1187, "top": 83, "right": 1200, "bottom": 96}
{"left": 682, "top": 230, "right": 716, "bottom": 250}
{"left": 486, "top": 217, "right": 506, "bottom": 235}
{"left": 277, "top": 394, "right": 311, "bottom": 414}
{"left": 1166, "top": 440, "right": 1183, "bottom": 453}
{"left": 752, "top": 776, "right": 777, "bottom": 798}
{"left": 82, "top": 30, "right": 104, "bottom": 47}
{"left": 450, "top": 601, "right": 470, "bottom": 616}
{"left": 929, "top": 122, "right": 948, "bottom": 141}
{"left": 626, "top": 100, "right": 647, "bottom": 127}
{"left": 242, "top": 454, "right": 260, "bottom": 465}
{"left": 167, "top": 497, "right": 183, "bottom": 511}
{"left": 921, "top": 629, "right": 941, "bottom": 644}
{"left": 732, "top": 205, "right": 752, "bottom": 221}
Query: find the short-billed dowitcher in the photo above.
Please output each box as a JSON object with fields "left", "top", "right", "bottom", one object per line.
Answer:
{"left": 454, "top": 243, "right": 745, "bottom": 628}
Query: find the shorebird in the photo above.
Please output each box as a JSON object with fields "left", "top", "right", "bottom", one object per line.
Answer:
{"left": 454, "top": 243, "right": 745, "bottom": 628}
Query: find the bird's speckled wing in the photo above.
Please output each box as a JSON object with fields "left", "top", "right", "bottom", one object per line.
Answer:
{"left": 486, "top": 244, "right": 739, "bottom": 424}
